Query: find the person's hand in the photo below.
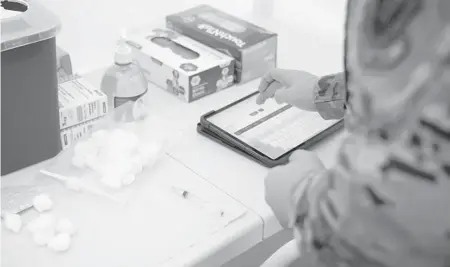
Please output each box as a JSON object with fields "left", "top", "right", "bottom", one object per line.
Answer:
{"left": 264, "top": 150, "right": 325, "bottom": 229}
{"left": 256, "top": 69, "right": 319, "bottom": 111}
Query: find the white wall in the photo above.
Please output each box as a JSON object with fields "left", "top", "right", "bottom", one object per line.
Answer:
{"left": 39, "top": 0, "right": 347, "bottom": 74}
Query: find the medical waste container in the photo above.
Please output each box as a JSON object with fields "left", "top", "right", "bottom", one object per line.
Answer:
{"left": 1, "top": 0, "right": 62, "bottom": 175}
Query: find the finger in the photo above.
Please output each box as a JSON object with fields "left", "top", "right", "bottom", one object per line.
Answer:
{"left": 289, "top": 149, "right": 312, "bottom": 162}
{"left": 268, "top": 164, "right": 286, "bottom": 175}
{"left": 258, "top": 75, "right": 273, "bottom": 94}
{"left": 257, "top": 81, "right": 283, "bottom": 105}
{"left": 256, "top": 93, "right": 266, "bottom": 105}
{"left": 258, "top": 69, "right": 288, "bottom": 93}
{"left": 274, "top": 86, "right": 296, "bottom": 105}
{"left": 264, "top": 167, "right": 286, "bottom": 193}
{"left": 289, "top": 150, "right": 325, "bottom": 170}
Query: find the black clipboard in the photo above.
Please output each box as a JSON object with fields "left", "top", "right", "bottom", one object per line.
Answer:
{"left": 198, "top": 92, "right": 344, "bottom": 168}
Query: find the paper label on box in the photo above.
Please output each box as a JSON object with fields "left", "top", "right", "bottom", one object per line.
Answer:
{"left": 197, "top": 23, "right": 246, "bottom": 48}
{"left": 58, "top": 77, "right": 108, "bottom": 129}
{"left": 167, "top": 5, "right": 275, "bottom": 47}
{"left": 166, "top": 5, "right": 277, "bottom": 83}
{"left": 60, "top": 117, "right": 102, "bottom": 149}
{"left": 60, "top": 128, "right": 72, "bottom": 149}
{"left": 128, "top": 27, "right": 235, "bottom": 102}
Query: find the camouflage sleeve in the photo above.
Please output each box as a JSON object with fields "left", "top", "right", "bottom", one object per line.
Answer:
{"left": 314, "top": 72, "right": 347, "bottom": 120}
{"left": 286, "top": 0, "right": 450, "bottom": 266}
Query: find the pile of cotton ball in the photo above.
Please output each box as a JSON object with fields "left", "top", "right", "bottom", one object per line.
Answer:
{"left": 27, "top": 214, "right": 75, "bottom": 252}
{"left": 3, "top": 194, "right": 54, "bottom": 234}
{"left": 29, "top": 194, "right": 75, "bottom": 252}
{"left": 3, "top": 194, "right": 76, "bottom": 253}
{"left": 71, "top": 129, "right": 162, "bottom": 189}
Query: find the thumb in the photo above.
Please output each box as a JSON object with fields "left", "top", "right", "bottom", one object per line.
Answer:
{"left": 259, "top": 69, "right": 291, "bottom": 93}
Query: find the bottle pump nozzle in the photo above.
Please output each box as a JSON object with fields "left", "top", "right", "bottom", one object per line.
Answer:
{"left": 114, "top": 29, "right": 133, "bottom": 65}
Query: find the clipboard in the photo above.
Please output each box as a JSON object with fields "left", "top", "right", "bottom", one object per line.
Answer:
{"left": 198, "top": 92, "right": 344, "bottom": 168}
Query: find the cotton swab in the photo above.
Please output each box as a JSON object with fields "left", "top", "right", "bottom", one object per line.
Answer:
{"left": 39, "top": 169, "right": 123, "bottom": 204}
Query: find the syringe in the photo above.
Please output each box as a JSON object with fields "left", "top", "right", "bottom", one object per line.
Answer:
{"left": 170, "top": 186, "right": 225, "bottom": 217}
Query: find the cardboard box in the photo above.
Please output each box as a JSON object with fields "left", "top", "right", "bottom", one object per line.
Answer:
{"left": 60, "top": 117, "right": 102, "bottom": 149}
{"left": 58, "top": 76, "right": 108, "bottom": 129}
{"left": 126, "top": 27, "right": 235, "bottom": 103}
{"left": 166, "top": 5, "right": 278, "bottom": 84}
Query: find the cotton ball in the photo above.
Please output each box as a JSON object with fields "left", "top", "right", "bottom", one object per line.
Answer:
{"left": 3, "top": 213, "right": 22, "bottom": 233}
{"left": 29, "top": 214, "right": 56, "bottom": 246}
{"left": 27, "top": 214, "right": 56, "bottom": 234}
{"left": 33, "top": 232, "right": 55, "bottom": 246}
{"left": 90, "top": 162, "right": 111, "bottom": 177}
{"left": 71, "top": 155, "right": 85, "bottom": 168}
{"left": 48, "top": 233, "right": 71, "bottom": 252}
{"left": 107, "top": 129, "right": 139, "bottom": 151}
{"left": 116, "top": 130, "right": 140, "bottom": 151}
{"left": 130, "top": 156, "right": 143, "bottom": 175}
{"left": 107, "top": 129, "right": 127, "bottom": 144}
{"left": 100, "top": 144, "right": 127, "bottom": 162}
{"left": 126, "top": 132, "right": 140, "bottom": 150}
{"left": 56, "top": 218, "right": 75, "bottom": 235}
{"left": 115, "top": 160, "right": 134, "bottom": 175}
{"left": 88, "top": 160, "right": 111, "bottom": 175}
{"left": 86, "top": 139, "right": 102, "bottom": 151}
{"left": 122, "top": 174, "right": 136, "bottom": 186}
{"left": 98, "top": 161, "right": 134, "bottom": 188}
{"left": 100, "top": 172, "right": 123, "bottom": 189}
{"left": 73, "top": 140, "right": 88, "bottom": 154}
{"left": 99, "top": 161, "right": 131, "bottom": 176}
{"left": 73, "top": 141, "right": 94, "bottom": 157}
{"left": 85, "top": 152, "right": 102, "bottom": 171}
{"left": 101, "top": 178, "right": 122, "bottom": 189}
{"left": 110, "top": 128, "right": 127, "bottom": 136}
{"left": 91, "top": 130, "right": 108, "bottom": 143}
{"left": 26, "top": 219, "right": 39, "bottom": 233}
{"left": 37, "top": 214, "right": 56, "bottom": 229}
{"left": 33, "top": 194, "right": 53, "bottom": 212}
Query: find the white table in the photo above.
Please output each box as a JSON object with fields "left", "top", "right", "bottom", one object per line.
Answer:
{"left": 81, "top": 13, "right": 347, "bottom": 242}
{"left": 2, "top": 150, "right": 263, "bottom": 267}
{"left": 2, "top": 9, "right": 347, "bottom": 267}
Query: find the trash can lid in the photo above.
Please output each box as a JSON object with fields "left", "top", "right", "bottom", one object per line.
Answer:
{"left": 1, "top": 0, "right": 61, "bottom": 52}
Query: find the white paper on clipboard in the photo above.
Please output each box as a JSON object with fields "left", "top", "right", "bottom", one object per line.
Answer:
{"left": 206, "top": 93, "right": 339, "bottom": 160}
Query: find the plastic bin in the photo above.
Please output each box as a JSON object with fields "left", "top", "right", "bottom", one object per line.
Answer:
{"left": 1, "top": 0, "right": 62, "bottom": 175}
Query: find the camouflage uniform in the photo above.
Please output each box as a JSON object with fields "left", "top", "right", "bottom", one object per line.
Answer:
{"left": 291, "top": 1, "right": 450, "bottom": 266}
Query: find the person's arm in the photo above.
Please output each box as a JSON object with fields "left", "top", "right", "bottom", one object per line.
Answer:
{"left": 260, "top": 240, "right": 301, "bottom": 267}
{"left": 314, "top": 72, "right": 347, "bottom": 120}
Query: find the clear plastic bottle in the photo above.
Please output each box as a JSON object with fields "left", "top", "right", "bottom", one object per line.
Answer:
{"left": 101, "top": 33, "right": 148, "bottom": 121}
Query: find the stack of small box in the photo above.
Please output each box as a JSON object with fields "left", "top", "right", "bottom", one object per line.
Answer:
{"left": 127, "top": 5, "right": 278, "bottom": 103}
{"left": 58, "top": 76, "right": 108, "bottom": 149}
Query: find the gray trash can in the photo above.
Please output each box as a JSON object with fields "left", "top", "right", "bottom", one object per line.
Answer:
{"left": 1, "top": 0, "right": 62, "bottom": 175}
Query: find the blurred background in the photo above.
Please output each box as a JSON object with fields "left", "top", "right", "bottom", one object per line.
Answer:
{"left": 39, "top": 0, "right": 347, "bottom": 74}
